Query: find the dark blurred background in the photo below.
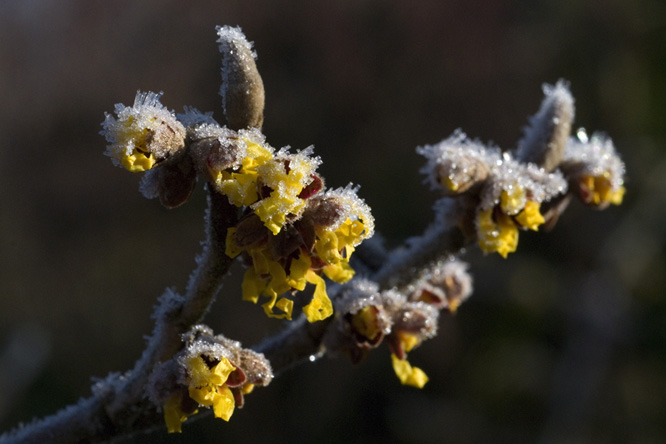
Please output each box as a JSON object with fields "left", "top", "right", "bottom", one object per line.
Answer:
{"left": 1, "top": 1, "right": 665, "bottom": 443}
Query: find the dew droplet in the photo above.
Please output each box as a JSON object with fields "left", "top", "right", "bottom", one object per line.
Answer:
{"left": 576, "top": 128, "right": 589, "bottom": 143}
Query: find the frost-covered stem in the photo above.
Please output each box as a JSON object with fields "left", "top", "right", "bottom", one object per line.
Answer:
{"left": 2, "top": 186, "right": 238, "bottom": 444}
{"left": 254, "top": 316, "right": 332, "bottom": 375}
{"left": 371, "top": 225, "right": 468, "bottom": 291}
{"left": 105, "top": 185, "right": 237, "bottom": 419}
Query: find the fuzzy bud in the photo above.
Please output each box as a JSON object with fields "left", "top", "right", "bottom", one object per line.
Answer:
{"left": 516, "top": 80, "right": 575, "bottom": 172}
{"left": 217, "top": 26, "right": 265, "bottom": 130}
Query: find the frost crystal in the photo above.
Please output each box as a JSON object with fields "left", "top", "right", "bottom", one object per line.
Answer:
{"left": 417, "top": 130, "right": 497, "bottom": 193}
{"left": 564, "top": 132, "right": 625, "bottom": 191}
{"left": 102, "top": 91, "right": 186, "bottom": 171}
{"left": 479, "top": 152, "right": 567, "bottom": 211}
{"left": 516, "top": 80, "right": 575, "bottom": 171}
{"left": 217, "top": 25, "right": 264, "bottom": 129}
{"left": 319, "top": 184, "right": 375, "bottom": 242}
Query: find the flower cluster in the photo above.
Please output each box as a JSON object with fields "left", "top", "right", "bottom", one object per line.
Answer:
{"left": 419, "top": 131, "right": 567, "bottom": 257}
{"left": 149, "top": 326, "right": 272, "bottom": 433}
{"left": 417, "top": 81, "right": 625, "bottom": 258}
{"left": 100, "top": 26, "right": 374, "bottom": 323}
{"left": 220, "top": 137, "right": 374, "bottom": 322}
{"left": 325, "top": 260, "right": 472, "bottom": 388}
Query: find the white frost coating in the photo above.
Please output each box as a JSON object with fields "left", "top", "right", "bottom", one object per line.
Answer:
{"left": 396, "top": 301, "right": 440, "bottom": 339}
{"left": 101, "top": 91, "right": 185, "bottom": 166}
{"left": 138, "top": 168, "right": 160, "bottom": 200}
{"left": 564, "top": 131, "right": 625, "bottom": 191}
{"left": 190, "top": 123, "right": 233, "bottom": 141}
{"left": 336, "top": 278, "right": 381, "bottom": 313}
{"left": 414, "top": 259, "right": 473, "bottom": 309}
{"left": 320, "top": 184, "right": 375, "bottom": 242}
{"left": 177, "top": 106, "right": 218, "bottom": 128}
{"left": 479, "top": 151, "right": 568, "bottom": 211}
{"left": 380, "top": 288, "right": 408, "bottom": 313}
{"left": 217, "top": 25, "right": 258, "bottom": 118}
{"left": 262, "top": 146, "right": 322, "bottom": 191}
{"left": 417, "top": 129, "right": 499, "bottom": 191}
{"left": 515, "top": 80, "right": 575, "bottom": 163}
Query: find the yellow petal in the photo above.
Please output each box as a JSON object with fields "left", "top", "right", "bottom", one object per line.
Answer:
{"left": 610, "top": 186, "right": 625, "bottom": 205}
{"left": 164, "top": 393, "right": 194, "bottom": 433}
{"left": 391, "top": 354, "right": 429, "bottom": 389}
{"left": 261, "top": 293, "right": 294, "bottom": 320}
{"left": 286, "top": 253, "right": 311, "bottom": 291}
{"left": 212, "top": 385, "right": 236, "bottom": 421}
{"left": 241, "top": 268, "right": 265, "bottom": 304}
{"left": 514, "top": 201, "right": 545, "bottom": 231}
{"left": 396, "top": 331, "right": 420, "bottom": 353}
{"left": 500, "top": 187, "right": 526, "bottom": 216}
{"left": 121, "top": 150, "right": 156, "bottom": 172}
{"left": 210, "top": 358, "right": 236, "bottom": 386}
{"left": 351, "top": 306, "right": 382, "bottom": 341}
{"left": 189, "top": 385, "right": 217, "bottom": 406}
{"left": 302, "top": 271, "right": 334, "bottom": 322}
{"left": 477, "top": 209, "right": 519, "bottom": 258}
{"left": 322, "top": 261, "right": 355, "bottom": 283}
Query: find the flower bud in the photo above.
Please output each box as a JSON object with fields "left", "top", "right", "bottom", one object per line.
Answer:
{"left": 516, "top": 80, "right": 575, "bottom": 172}
{"left": 102, "top": 91, "right": 186, "bottom": 172}
{"left": 217, "top": 26, "right": 265, "bottom": 130}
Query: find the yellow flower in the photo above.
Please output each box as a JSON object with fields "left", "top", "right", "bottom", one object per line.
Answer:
{"left": 216, "top": 139, "right": 273, "bottom": 207}
{"left": 186, "top": 356, "right": 237, "bottom": 422}
{"left": 252, "top": 153, "right": 317, "bottom": 234}
{"left": 350, "top": 306, "right": 383, "bottom": 343}
{"left": 314, "top": 218, "right": 367, "bottom": 282}
{"left": 514, "top": 201, "right": 545, "bottom": 231}
{"left": 237, "top": 248, "right": 334, "bottom": 321}
{"left": 102, "top": 91, "right": 186, "bottom": 172}
{"left": 240, "top": 258, "right": 293, "bottom": 320}
{"left": 476, "top": 208, "right": 519, "bottom": 258}
{"left": 580, "top": 174, "right": 625, "bottom": 206}
{"left": 253, "top": 191, "right": 306, "bottom": 235}
{"left": 391, "top": 354, "right": 429, "bottom": 389}
{"left": 164, "top": 393, "right": 197, "bottom": 434}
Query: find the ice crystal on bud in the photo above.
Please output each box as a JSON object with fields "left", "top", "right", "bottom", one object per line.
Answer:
{"left": 252, "top": 147, "right": 322, "bottom": 234}
{"left": 177, "top": 106, "right": 218, "bottom": 128}
{"left": 562, "top": 131, "right": 626, "bottom": 208}
{"left": 516, "top": 80, "right": 575, "bottom": 171}
{"left": 217, "top": 25, "right": 265, "bottom": 129}
{"left": 318, "top": 184, "right": 375, "bottom": 242}
{"left": 102, "top": 91, "right": 186, "bottom": 172}
{"left": 417, "top": 130, "right": 496, "bottom": 193}
{"left": 409, "top": 260, "right": 473, "bottom": 312}
{"left": 479, "top": 153, "right": 567, "bottom": 211}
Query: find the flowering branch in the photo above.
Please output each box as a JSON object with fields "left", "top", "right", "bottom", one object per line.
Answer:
{"left": 0, "top": 25, "right": 625, "bottom": 443}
